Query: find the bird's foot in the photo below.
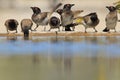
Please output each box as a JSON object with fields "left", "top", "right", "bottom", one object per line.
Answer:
{"left": 95, "top": 30, "right": 98, "bottom": 32}
{"left": 31, "top": 29, "right": 35, "bottom": 31}
{"left": 33, "top": 29, "right": 37, "bottom": 31}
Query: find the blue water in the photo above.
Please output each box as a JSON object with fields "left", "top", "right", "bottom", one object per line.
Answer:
{"left": 0, "top": 36, "right": 120, "bottom": 57}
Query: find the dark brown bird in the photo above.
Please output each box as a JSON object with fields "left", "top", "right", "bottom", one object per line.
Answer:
{"left": 82, "top": 12, "right": 99, "bottom": 33}
{"left": 103, "top": 6, "right": 118, "bottom": 32}
{"left": 31, "top": 7, "right": 49, "bottom": 31}
{"left": 61, "top": 4, "right": 75, "bottom": 31}
{"left": 61, "top": 4, "right": 83, "bottom": 31}
{"left": 5, "top": 19, "right": 19, "bottom": 33}
{"left": 21, "top": 19, "right": 33, "bottom": 38}
{"left": 31, "top": 3, "right": 62, "bottom": 31}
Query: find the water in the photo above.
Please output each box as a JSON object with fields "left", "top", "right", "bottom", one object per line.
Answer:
{"left": 0, "top": 36, "right": 120, "bottom": 57}
{"left": 0, "top": 36, "right": 120, "bottom": 80}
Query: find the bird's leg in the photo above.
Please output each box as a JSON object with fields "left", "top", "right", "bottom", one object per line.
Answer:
{"left": 72, "top": 26, "right": 75, "bottom": 31}
{"left": 7, "top": 29, "right": 9, "bottom": 34}
{"left": 62, "top": 27, "right": 65, "bottom": 31}
{"left": 16, "top": 29, "right": 18, "bottom": 33}
{"left": 21, "top": 27, "right": 23, "bottom": 32}
{"left": 30, "top": 28, "right": 34, "bottom": 31}
{"left": 94, "top": 28, "right": 98, "bottom": 32}
{"left": 34, "top": 24, "right": 39, "bottom": 31}
{"left": 114, "top": 28, "right": 117, "bottom": 32}
{"left": 44, "top": 26, "right": 46, "bottom": 31}
{"left": 85, "top": 27, "right": 87, "bottom": 33}
{"left": 48, "top": 28, "right": 51, "bottom": 31}
{"left": 58, "top": 27, "right": 60, "bottom": 32}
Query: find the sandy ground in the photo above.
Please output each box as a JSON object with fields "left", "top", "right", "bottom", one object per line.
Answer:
{"left": 0, "top": 0, "right": 120, "bottom": 36}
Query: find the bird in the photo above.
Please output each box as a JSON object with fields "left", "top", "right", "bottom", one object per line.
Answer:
{"left": 5, "top": 19, "right": 19, "bottom": 34}
{"left": 31, "top": 3, "right": 62, "bottom": 31}
{"left": 103, "top": 6, "right": 118, "bottom": 32}
{"left": 61, "top": 4, "right": 83, "bottom": 31}
{"left": 48, "top": 11, "right": 61, "bottom": 31}
{"left": 21, "top": 19, "right": 33, "bottom": 38}
{"left": 81, "top": 12, "right": 99, "bottom": 33}
{"left": 61, "top": 4, "right": 75, "bottom": 31}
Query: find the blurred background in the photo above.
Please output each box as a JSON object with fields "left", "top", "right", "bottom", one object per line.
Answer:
{"left": 0, "top": 0, "right": 119, "bottom": 33}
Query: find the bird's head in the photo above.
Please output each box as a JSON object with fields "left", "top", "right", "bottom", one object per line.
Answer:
{"left": 56, "top": 9, "right": 63, "bottom": 15}
{"left": 23, "top": 28, "right": 29, "bottom": 40}
{"left": 50, "top": 17, "right": 60, "bottom": 26}
{"left": 106, "top": 6, "right": 117, "bottom": 12}
{"left": 30, "top": 7, "right": 41, "bottom": 14}
{"left": 63, "top": 4, "right": 75, "bottom": 11}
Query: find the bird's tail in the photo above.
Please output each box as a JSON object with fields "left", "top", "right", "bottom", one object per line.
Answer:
{"left": 68, "top": 23, "right": 79, "bottom": 27}
{"left": 103, "top": 27, "right": 109, "bottom": 32}
{"left": 73, "top": 10, "right": 84, "bottom": 18}
{"left": 65, "top": 23, "right": 78, "bottom": 31}
{"left": 52, "top": 3, "right": 62, "bottom": 13}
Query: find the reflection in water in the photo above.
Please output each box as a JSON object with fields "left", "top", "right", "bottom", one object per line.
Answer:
{"left": 64, "top": 56, "right": 72, "bottom": 72}
{"left": 0, "top": 36, "right": 120, "bottom": 56}
{"left": 0, "top": 36, "right": 120, "bottom": 80}
{"left": 23, "top": 36, "right": 29, "bottom": 40}
{"left": 84, "top": 36, "right": 98, "bottom": 44}
{"left": 33, "top": 54, "right": 40, "bottom": 64}
{"left": 106, "top": 36, "right": 119, "bottom": 44}
{"left": 0, "top": 55, "right": 120, "bottom": 80}
{"left": 7, "top": 36, "right": 17, "bottom": 41}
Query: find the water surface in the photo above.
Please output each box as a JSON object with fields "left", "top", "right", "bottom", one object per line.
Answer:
{"left": 0, "top": 36, "right": 120, "bottom": 80}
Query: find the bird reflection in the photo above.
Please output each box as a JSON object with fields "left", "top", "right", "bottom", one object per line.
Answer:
{"left": 23, "top": 33, "right": 32, "bottom": 40}
{"left": 50, "top": 31, "right": 58, "bottom": 43}
{"left": 106, "top": 36, "right": 118, "bottom": 44}
{"left": 84, "top": 36, "right": 98, "bottom": 44}
{"left": 64, "top": 56, "right": 72, "bottom": 72}
{"left": 52, "top": 55, "right": 63, "bottom": 71}
{"left": 23, "top": 36, "right": 29, "bottom": 40}
{"left": 7, "top": 36, "right": 17, "bottom": 41}
{"left": 33, "top": 54, "right": 40, "bottom": 64}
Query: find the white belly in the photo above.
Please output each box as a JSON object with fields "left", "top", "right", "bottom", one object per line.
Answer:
{"left": 106, "top": 18, "right": 117, "bottom": 29}
{"left": 49, "top": 12, "right": 61, "bottom": 23}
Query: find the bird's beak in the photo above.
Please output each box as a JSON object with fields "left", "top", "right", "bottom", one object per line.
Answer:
{"left": 71, "top": 4, "right": 75, "bottom": 6}
{"left": 106, "top": 6, "right": 109, "bottom": 9}
{"left": 30, "top": 7, "right": 34, "bottom": 9}
{"left": 80, "top": 10, "right": 84, "bottom": 13}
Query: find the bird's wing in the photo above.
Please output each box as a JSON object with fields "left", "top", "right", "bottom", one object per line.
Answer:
{"left": 105, "top": 17, "right": 108, "bottom": 22}
{"left": 83, "top": 16, "right": 90, "bottom": 24}
{"left": 5, "top": 20, "right": 8, "bottom": 26}
{"left": 61, "top": 11, "right": 74, "bottom": 26}
{"left": 51, "top": 3, "right": 62, "bottom": 12}
{"left": 74, "top": 16, "right": 84, "bottom": 24}
{"left": 49, "top": 3, "right": 62, "bottom": 16}
{"left": 15, "top": 20, "right": 19, "bottom": 25}
{"left": 73, "top": 10, "right": 84, "bottom": 18}
{"left": 36, "top": 12, "right": 48, "bottom": 22}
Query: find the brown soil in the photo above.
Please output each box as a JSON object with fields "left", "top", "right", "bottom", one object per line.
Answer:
{"left": 1, "top": 32, "right": 120, "bottom": 37}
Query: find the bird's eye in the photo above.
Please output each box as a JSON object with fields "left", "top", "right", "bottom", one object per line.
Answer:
{"left": 67, "top": 4, "right": 70, "bottom": 7}
{"left": 110, "top": 6, "right": 113, "bottom": 9}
